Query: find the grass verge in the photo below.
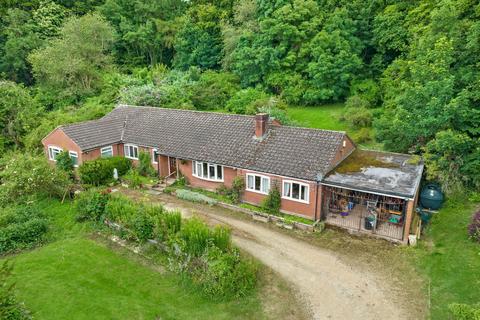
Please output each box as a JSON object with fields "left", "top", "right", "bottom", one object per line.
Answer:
{"left": 414, "top": 198, "right": 480, "bottom": 319}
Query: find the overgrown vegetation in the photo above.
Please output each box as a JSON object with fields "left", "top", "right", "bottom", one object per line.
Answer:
{"left": 75, "top": 191, "right": 257, "bottom": 300}
{"left": 262, "top": 184, "right": 281, "bottom": 214}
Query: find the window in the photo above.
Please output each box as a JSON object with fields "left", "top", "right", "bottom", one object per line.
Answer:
{"left": 246, "top": 173, "right": 270, "bottom": 194}
{"left": 152, "top": 148, "right": 158, "bottom": 164}
{"left": 101, "top": 146, "right": 113, "bottom": 158}
{"left": 192, "top": 161, "right": 224, "bottom": 181}
{"left": 48, "top": 146, "right": 62, "bottom": 161}
{"left": 283, "top": 180, "right": 309, "bottom": 203}
{"left": 69, "top": 151, "right": 78, "bottom": 167}
{"left": 124, "top": 144, "right": 138, "bottom": 159}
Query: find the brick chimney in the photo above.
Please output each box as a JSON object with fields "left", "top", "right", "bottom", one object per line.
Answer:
{"left": 255, "top": 113, "right": 269, "bottom": 139}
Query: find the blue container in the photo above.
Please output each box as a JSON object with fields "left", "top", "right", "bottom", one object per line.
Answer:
{"left": 420, "top": 183, "right": 444, "bottom": 210}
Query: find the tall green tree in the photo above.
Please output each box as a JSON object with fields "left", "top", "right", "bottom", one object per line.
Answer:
{"left": 100, "top": 0, "right": 186, "bottom": 67}
{"left": 174, "top": 4, "right": 225, "bottom": 70}
{"left": 0, "top": 9, "right": 41, "bottom": 84}
{"left": 0, "top": 81, "right": 42, "bottom": 152}
{"left": 28, "top": 13, "right": 115, "bottom": 104}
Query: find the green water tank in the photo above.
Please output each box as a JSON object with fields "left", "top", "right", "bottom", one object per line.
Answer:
{"left": 420, "top": 183, "right": 444, "bottom": 210}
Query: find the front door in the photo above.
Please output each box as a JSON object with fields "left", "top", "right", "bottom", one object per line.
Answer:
{"left": 168, "top": 157, "right": 177, "bottom": 175}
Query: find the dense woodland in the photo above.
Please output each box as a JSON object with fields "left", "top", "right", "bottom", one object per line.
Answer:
{"left": 0, "top": 0, "right": 479, "bottom": 194}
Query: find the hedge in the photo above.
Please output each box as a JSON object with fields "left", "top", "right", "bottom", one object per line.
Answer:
{"left": 78, "top": 156, "right": 131, "bottom": 185}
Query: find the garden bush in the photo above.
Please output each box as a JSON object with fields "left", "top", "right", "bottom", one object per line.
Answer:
{"left": 343, "top": 107, "right": 373, "bottom": 128}
{"left": 74, "top": 189, "right": 110, "bottom": 222}
{"left": 230, "top": 176, "right": 245, "bottom": 204}
{"left": 104, "top": 196, "right": 138, "bottom": 225}
{"left": 137, "top": 151, "right": 156, "bottom": 177}
{"left": 155, "top": 210, "right": 182, "bottom": 241}
{"left": 107, "top": 156, "right": 132, "bottom": 176}
{"left": 79, "top": 156, "right": 131, "bottom": 185}
{"left": 449, "top": 303, "right": 480, "bottom": 320}
{"left": 55, "top": 150, "right": 74, "bottom": 179}
{"left": 468, "top": 211, "right": 480, "bottom": 243}
{"left": 0, "top": 261, "right": 31, "bottom": 320}
{"left": 0, "top": 207, "right": 48, "bottom": 254}
{"left": 176, "top": 189, "right": 217, "bottom": 205}
{"left": 0, "top": 154, "right": 70, "bottom": 204}
{"left": 262, "top": 184, "right": 281, "bottom": 214}
{"left": 122, "top": 170, "right": 143, "bottom": 189}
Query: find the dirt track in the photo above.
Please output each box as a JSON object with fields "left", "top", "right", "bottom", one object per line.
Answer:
{"left": 128, "top": 190, "right": 409, "bottom": 320}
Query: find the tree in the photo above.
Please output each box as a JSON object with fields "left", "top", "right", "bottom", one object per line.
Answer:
{"left": 174, "top": 4, "right": 224, "bottom": 70}
{"left": 28, "top": 13, "right": 115, "bottom": 103}
{"left": 100, "top": 0, "right": 185, "bottom": 67}
{"left": 0, "top": 81, "right": 42, "bottom": 152}
{"left": 305, "top": 8, "right": 363, "bottom": 102}
{"left": 0, "top": 9, "right": 41, "bottom": 84}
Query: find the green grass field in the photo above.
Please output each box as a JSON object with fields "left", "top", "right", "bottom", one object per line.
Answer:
{"left": 3, "top": 200, "right": 267, "bottom": 320}
{"left": 287, "top": 104, "right": 383, "bottom": 149}
{"left": 416, "top": 198, "right": 480, "bottom": 319}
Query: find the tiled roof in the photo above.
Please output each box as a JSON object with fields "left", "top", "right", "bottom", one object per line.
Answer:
{"left": 61, "top": 105, "right": 348, "bottom": 181}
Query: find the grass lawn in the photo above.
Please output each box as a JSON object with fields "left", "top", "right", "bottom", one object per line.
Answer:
{"left": 287, "top": 104, "right": 383, "bottom": 149}
{"left": 415, "top": 198, "right": 480, "bottom": 319}
{"left": 1, "top": 200, "right": 274, "bottom": 320}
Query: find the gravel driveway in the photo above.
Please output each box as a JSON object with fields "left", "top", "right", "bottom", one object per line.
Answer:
{"left": 128, "top": 190, "right": 409, "bottom": 320}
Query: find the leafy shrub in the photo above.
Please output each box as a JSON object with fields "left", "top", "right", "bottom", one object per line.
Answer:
{"left": 137, "top": 151, "right": 156, "bottom": 177}
{"left": 107, "top": 156, "right": 132, "bottom": 176}
{"left": 104, "top": 196, "right": 138, "bottom": 225}
{"left": 0, "top": 261, "right": 31, "bottom": 319}
{"left": 176, "top": 189, "right": 217, "bottom": 205}
{"left": 0, "top": 207, "right": 48, "bottom": 254}
{"left": 230, "top": 176, "right": 245, "bottom": 204}
{"left": 262, "top": 184, "right": 281, "bottom": 214}
{"left": 122, "top": 170, "right": 143, "bottom": 189}
{"left": 468, "top": 211, "right": 480, "bottom": 243}
{"left": 192, "top": 247, "right": 257, "bottom": 300}
{"left": 55, "top": 151, "right": 74, "bottom": 178}
{"left": 345, "top": 95, "right": 370, "bottom": 109}
{"left": 74, "top": 189, "right": 110, "bottom": 221}
{"left": 449, "top": 303, "right": 480, "bottom": 320}
{"left": 79, "top": 156, "right": 131, "bottom": 185}
{"left": 78, "top": 159, "right": 113, "bottom": 186}
{"left": 0, "top": 154, "right": 70, "bottom": 204}
{"left": 343, "top": 107, "right": 373, "bottom": 128}
{"left": 131, "top": 213, "right": 155, "bottom": 242}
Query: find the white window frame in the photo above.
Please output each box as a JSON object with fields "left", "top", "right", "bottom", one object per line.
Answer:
{"left": 124, "top": 144, "right": 139, "bottom": 160}
{"left": 101, "top": 146, "right": 113, "bottom": 158}
{"left": 246, "top": 173, "right": 271, "bottom": 195}
{"left": 192, "top": 161, "right": 224, "bottom": 182}
{"left": 152, "top": 148, "right": 158, "bottom": 164}
{"left": 47, "top": 145, "right": 62, "bottom": 161}
{"left": 282, "top": 180, "right": 310, "bottom": 204}
{"left": 68, "top": 151, "right": 79, "bottom": 167}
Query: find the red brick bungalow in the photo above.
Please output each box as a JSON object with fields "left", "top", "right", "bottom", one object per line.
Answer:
{"left": 42, "top": 105, "right": 424, "bottom": 243}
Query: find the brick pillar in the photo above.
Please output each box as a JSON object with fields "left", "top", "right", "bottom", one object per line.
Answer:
{"left": 403, "top": 200, "right": 415, "bottom": 243}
